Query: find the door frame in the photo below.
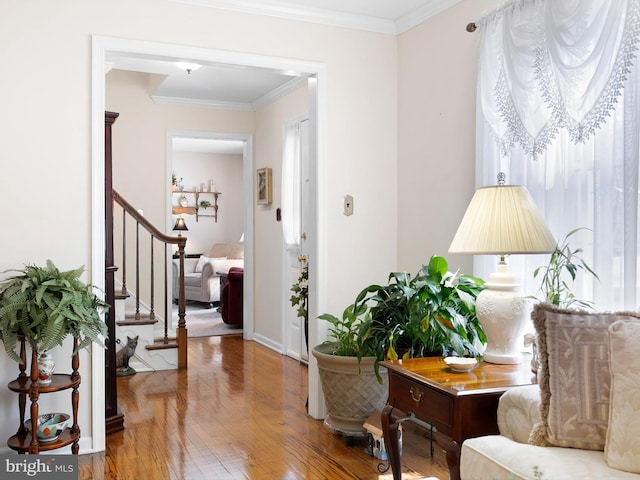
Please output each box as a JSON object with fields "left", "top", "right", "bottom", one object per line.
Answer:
{"left": 166, "top": 129, "right": 253, "bottom": 336}
{"left": 92, "top": 35, "right": 328, "bottom": 452}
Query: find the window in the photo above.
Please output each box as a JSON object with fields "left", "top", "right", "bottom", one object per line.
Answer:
{"left": 475, "top": 0, "right": 640, "bottom": 310}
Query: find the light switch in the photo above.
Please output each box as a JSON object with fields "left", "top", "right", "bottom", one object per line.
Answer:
{"left": 344, "top": 195, "right": 353, "bottom": 216}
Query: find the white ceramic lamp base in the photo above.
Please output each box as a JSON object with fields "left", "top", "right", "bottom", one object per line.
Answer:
{"left": 476, "top": 263, "right": 527, "bottom": 364}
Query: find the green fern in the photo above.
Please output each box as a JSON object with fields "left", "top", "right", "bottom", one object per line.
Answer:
{"left": 0, "top": 260, "right": 109, "bottom": 362}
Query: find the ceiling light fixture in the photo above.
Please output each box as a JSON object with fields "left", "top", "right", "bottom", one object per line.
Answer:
{"left": 175, "top": 62, "right": 202, "bottom": 75}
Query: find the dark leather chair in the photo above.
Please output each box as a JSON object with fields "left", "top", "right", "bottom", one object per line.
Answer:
{"left": 221, "top": 267, "right": 243, "bottom": 326}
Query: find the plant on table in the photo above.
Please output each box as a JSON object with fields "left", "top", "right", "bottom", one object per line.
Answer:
{"left": 0, "top": 260, "right": 109, "bottom": 363}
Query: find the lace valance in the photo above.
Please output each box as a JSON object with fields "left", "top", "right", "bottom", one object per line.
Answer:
{"left": 478, "top": 0, "right": 640, "bottom": 157}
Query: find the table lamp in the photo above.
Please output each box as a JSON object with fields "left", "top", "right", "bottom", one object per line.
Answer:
{"left": 173, "top": 217, "right": 188, "bottom": 236}
{"left": 448, "top": 173, "right": 555, "bottom": 364}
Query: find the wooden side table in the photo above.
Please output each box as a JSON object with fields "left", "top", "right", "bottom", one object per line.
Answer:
{"left": 381, "top": 356, "right": 536, "bottom": 480}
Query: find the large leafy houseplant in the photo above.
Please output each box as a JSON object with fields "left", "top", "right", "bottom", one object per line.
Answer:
{"left": 0, "top": 260, "right": 109, "bottom": 363}
{"left": 314, "top": 255, "right": 485, "bottom": 436}
{"left": 318, "top": 255, "right": 486, "bottom": 381}
{"left": 363, "top": 255, "right": 486, "bottom": 361}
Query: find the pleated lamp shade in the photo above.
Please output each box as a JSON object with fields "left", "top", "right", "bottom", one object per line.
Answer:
{"left": 449, "top": 185, "right": 556, "bottom": 255}
{"left": 449, "top": 182, "right": 556, "bottom": 364}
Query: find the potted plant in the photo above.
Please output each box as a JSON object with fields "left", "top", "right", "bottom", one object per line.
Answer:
{"left": 362, "top": 255, "right": 486, "bottom": 363}
{"left": 289, "top": 263, "right": 308, "bottom": 350}
{"left": 533, "top": 228, "right": 599, "bottom": 309}
{"left": 199, "top": 200, "right": 212, "bottom": 210}
{"left": 314, "top": 255, "right": 485, "bottom": 437}
{"left": 171, "top": 173, "right": 183, "bottom": 192}
{"left": 0, "top": 260, "right": 109, "bottom": 369}
{"left": 526, "top": 228, "right": 599, "bottom": 373}
{"left": 315, "top": 300, "right": 388, "bottom": 437}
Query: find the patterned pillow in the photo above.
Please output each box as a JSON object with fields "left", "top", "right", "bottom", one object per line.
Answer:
{"left": 529, "top": 303, "right": 640, "bottom": 450}
{"left": 605, "top": 320, "right": 640, "bottom": 472}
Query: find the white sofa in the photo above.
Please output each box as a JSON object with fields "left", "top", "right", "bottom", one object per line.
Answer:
{"left": 461, "top": 304, "right": 640, "bottom": 480}
{"left": 172, "top": 243, "right": 243, "bottom": 307}
{"left": 461, "top": 385, "right": 640, "bottom": 479}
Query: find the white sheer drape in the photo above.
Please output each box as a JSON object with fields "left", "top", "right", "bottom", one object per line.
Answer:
{"left": 475, "top": 0, "right": 640, "bottom": 310}
{"left": 282, "top": 122, "right": 301, "bottom": 247}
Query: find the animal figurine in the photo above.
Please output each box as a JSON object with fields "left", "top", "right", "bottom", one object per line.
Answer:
{"left": 115, "top": 335, "right": 138, "bottom": 372}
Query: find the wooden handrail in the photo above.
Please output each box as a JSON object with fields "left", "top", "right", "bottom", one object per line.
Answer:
{"left": 113, "top": 190, "right": 187, "bottom": 247}
{"left": 112, "top": 189, "right": 188, "bottom": 369}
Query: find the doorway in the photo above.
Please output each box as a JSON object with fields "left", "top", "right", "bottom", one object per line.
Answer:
{"left": 283, "top": 117, "right": 310, "bottom": 362}
{"left": 92, "top": 35, "right": 327, "bottom": 450}
{"left": 167, "top": 131, "right": 248, "bottom": 254}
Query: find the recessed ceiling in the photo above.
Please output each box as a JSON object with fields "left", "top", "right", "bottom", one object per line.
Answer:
{"left": 106, "top": 52, "right": 307, "bottom": 111}
{"left": 173, "top": 137, "right": 244, "bottom": 154}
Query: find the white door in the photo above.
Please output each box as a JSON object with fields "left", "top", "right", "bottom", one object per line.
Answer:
{"left": 283, "top": 118, "right": 309, "bottom": 362}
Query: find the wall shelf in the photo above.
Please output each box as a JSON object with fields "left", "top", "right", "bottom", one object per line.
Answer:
{"left": 172, "top": 191, "right": 221, "bottom": 222}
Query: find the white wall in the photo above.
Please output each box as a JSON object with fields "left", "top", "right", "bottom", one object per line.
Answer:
{"left": 397, "top": 0, "right": 502, "bottom": 275}
{"left": 173, "top": 151, "right": 244, "bottom": 254}
{"left": 253, "top": 85, "right": 308, "bottom": 345}
{"left": 0, "top": 0, "right": 399, "bottom": 450}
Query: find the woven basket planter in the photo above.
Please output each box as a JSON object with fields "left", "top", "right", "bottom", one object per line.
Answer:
{"left": 313, "top": 342, "right": 388, "bottom": 436}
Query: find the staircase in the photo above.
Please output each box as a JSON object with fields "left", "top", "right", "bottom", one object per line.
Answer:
{"left": 109, "top": 190, "right": 188, "bottom": 372}
{"left": 112, "top": 281, "right": 179, "bottom": 372}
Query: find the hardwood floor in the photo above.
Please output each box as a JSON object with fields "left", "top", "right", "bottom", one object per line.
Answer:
{"left": 79, "top": 336, "right": 449, "bottom": 479}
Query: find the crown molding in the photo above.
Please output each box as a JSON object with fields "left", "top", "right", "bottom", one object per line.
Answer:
{"left": 252, "top": 76, "right": 308, "bottom": 110}
{"left": 173, "top": 0, "right": 401, "bottom": 34}
{"left": 152, "top": 75, "right": 308, "bottom": 111}
{"left": 152, "top": 95, "right": 254, "bottom": 111}
{"left": 395, "top": 0, "right": 463, "bottom": 34}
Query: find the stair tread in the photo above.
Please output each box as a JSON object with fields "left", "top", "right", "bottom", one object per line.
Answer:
{"left": 117, "top": 316, "right": 158, "bottom": 326}
{"left": 146, "top": 340, "right": 179, "bottom": 351}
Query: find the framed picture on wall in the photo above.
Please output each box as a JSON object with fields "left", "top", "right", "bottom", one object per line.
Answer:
{"left": 257, "top": 167, "right": 272, "bottom": 205}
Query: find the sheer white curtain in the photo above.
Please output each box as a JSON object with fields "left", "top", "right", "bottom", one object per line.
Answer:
{"left": 282, "top": 121, "right": 301, "bottom": 247}
{"left": 475, "top": 0, "right": 640, "bottom": 310}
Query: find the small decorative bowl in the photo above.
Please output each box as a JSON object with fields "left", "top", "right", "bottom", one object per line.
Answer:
{"left": 24, "top": 413, "right": 70, "bottom": 442}
{"left": 444, "top": 356, "right": 480, "bottom": 373}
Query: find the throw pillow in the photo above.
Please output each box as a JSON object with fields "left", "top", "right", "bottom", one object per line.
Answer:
{"left": 195, "top": 256, "right": 208, "bottom": 273}
{"left": 529, "top": 303, "right": 640, "bottom": 450}
{"left": 194, "top": 256, "right": 226, "bottom": 273}
{"left": 207, "top": 257, "right": 228, "bottom": 275}
{"left": 605, "top": 320, "right": 640, "bottom": 472}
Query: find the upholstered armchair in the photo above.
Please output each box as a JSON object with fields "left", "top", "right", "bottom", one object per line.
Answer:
{"left": 172, "top": 243, "right": 243, "bottom": 307}
{"left": 220, "top": 267, "right": 243, "bottom": 326}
